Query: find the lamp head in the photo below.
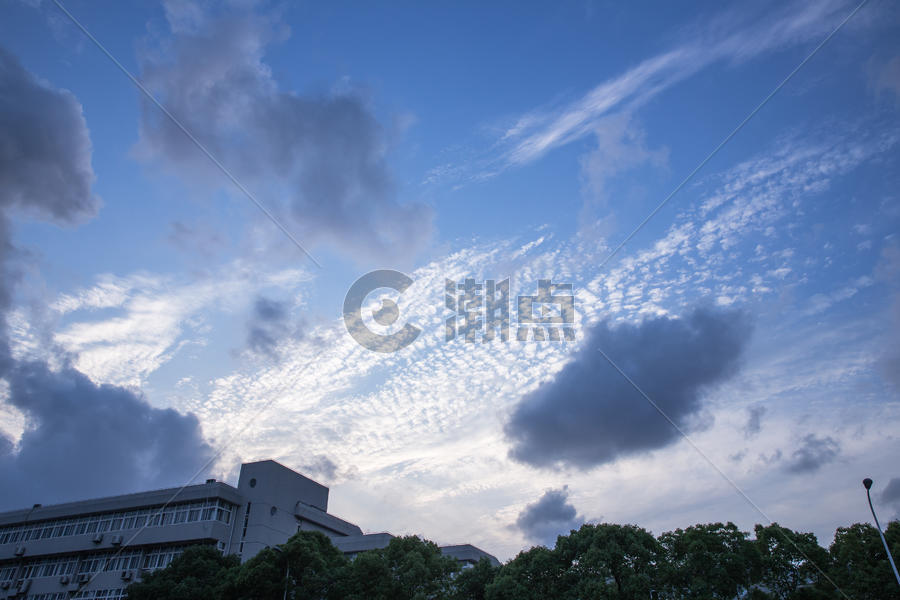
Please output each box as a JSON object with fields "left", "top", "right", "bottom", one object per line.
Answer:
{"left": 863, "top": 478, "right": 873, "bottom": 490}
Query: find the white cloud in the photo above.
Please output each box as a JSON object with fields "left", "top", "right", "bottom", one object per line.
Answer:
{"left": 15, "top": 120, "right": 898, "bottom": 560}
{"left": 458, "top": 1, "right": 857, "bottom": 180}
{"left": 27, "top": 263, "right": 312, "bottom": 388}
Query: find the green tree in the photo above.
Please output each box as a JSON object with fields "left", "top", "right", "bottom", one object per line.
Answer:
{"left": 449, "top": 557, "right": 498, "bottom": 600}
{"left": 555, "top": 523, "right": 662, "bottom": 599}
{"left": 125, "top": 545, "right": 239, "bottom": 600}
{"left": 485, "top": 546, "right": 564, "bottom": 600}
{"left": 223, "top": 530, "right": 349, "bottom": 600}
{"left": 344, "top": 535, "right": 460, "bottom": 600}
{"left": 753, "top": 523, "right": 832, "bottom": 600}
{"left": 828, "top": 521, "right": 900, "bottom": 600}
{"left": 658, "top": 522, "right": 760, "bottom": 599}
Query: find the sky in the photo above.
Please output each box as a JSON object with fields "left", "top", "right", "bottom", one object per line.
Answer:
{"left": 0, "top": 0, "right": 899, "bottom": 562}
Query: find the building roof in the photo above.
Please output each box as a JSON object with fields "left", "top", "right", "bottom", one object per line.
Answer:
{"left": 0, "top": 480, "right": 242, "bottom": 526}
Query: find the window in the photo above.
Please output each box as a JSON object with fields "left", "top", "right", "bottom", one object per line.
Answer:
{"left": 0, "top": 565, "right": 17, "bottom": 582}
{"left": 0, "top": 498, "right": 237, "bottom": 545}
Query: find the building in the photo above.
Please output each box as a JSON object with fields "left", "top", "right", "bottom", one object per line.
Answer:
{"left": 0, "top": 460, "right": 498, "bottom": 599}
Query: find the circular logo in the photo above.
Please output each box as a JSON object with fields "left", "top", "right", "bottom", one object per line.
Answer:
{"left": 343, "top": 270, "right": 421, "bottom": 353}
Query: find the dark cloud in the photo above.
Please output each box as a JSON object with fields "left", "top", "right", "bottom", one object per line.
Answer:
{"left": 505, "top": 308, "right": 751, "bottom": 470}
{"left": 784, "top": 434, "right": 840, "bottom": 474}
{"left": 301, "top": 455, "right": 339, "bottom": 482}
{"left": 744, "top": 405, "right": 766, "bottom": 438}
{"left": 879, "top": 294, "right": 900, "bottom": 393}
{"left": 167, "top": 220, "right": 226, "bottom": 259}
{"left": 135, "top": 6, "right": 432, "bottom": 261}
{"left": 0, "top": 47, "right": 98, "bottom": 226}
{"left": 880, "top": 477, "right": 900, "bottom": 505}
{"left": 885, "top": 478, "right": 900, "bottom": 520}
{"left": 0, "top": 45, "right": 212, "bottom": 510}
{"left": 760, "top": 449, "right": 783, "bottom": 466}
{"left": 0, "top": 361, "right": 212, "bottom": 509}
{"left": 515, "top": 487, "right": 584, "bottom": 547}
{"left": 244, "top": 296, "right": 305, "bottom": 360}
{"left": 0, "top": 46, "right": 98, "bottom": 325}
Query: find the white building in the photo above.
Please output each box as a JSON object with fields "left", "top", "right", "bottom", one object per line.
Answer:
{"left": 0, "top": 460, "right": 498, "bottom": 599}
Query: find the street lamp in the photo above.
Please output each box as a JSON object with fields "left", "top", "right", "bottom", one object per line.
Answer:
{"left": 862, "top": 478, "right": 900, "bottom": 587}
{"left": 270, "top": 546, "right": 290, "bottom": 600}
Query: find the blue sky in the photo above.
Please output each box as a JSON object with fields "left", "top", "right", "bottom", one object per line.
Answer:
{"left": 1, "top": 0, "right": 899, "bottom": 561}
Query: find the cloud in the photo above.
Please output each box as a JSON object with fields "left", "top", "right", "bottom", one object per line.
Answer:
{"left": 784, "top": 434, "right": 840, "bottom": 474}
{"left": 882, "top": 478, "right": 900, "bottom": 518}
{"left": 494, "top": 0, "right": 851, "bottom": 170}
{"left": 0, "top": 47, "right": 98, "bottom": 227}
{"left": 301, "top": 455, "right": 340, "bottom": 482}
{"left": 0, "top": 45, "right": 213, "bottom": 509}
{"left": 515, "top": 487, "right": 584, "bottom": 547}
{"left": 46, "top": 266, "right": 310, "bottom": 387}
{"left": 744, "top": 405, "right": 766, "bottom": 438}
{"left": 882, "top": 478, "right": 900, "bottom": 504}
{"left": 245, "top": 296, "right": 305, "bottom": 360}
{"left": 0, "top": 360, "right": 213, "bottom": 509}
{"left": 0, "top": 45, "right": 98, "bottom": 326}
{"left": 135, "top": 3, "right": 432, "bottom": 261}
{"left": 505, "top": 307, "right": 751, "bottom": 470}
{"left": 869, "top": 55, "right": 900, "bottom": 104}
{"left": 167, "top": 220, "right": 226, "bottom": 259}
{"left": 875, "top": 246, "right": 900, "bottom": 392}
{"left": 577, "top": 113, "right": 667, "bottom": 237}
{"left": 879, "top": 295, "right": 900, "bottom": 392}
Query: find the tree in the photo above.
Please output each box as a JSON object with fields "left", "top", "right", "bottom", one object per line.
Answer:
{"left": 555, "top": 523, "right": 662, "bottom": 599}
{"left": 753, "top": 523, "right": 832, "bottom": 600}
{"left": 485, "top": 546, "right": 565, "bottom": 600}
{"left": 828, "top": 521, "right": 900, "bottom": 600}
{"left": 658, "top": 522, "right": 760, "bottom": 599}
{"left": 126, "top": 545, "right": 239, "bottom": 600}
{"left": 223, "top": 530, "right": 349, "bottom": 600}
{"left": 450, "top": 557, "right": 498, "bottom": 600}
{"left": 344, "top": 535, "right": 460, "bottom": 600}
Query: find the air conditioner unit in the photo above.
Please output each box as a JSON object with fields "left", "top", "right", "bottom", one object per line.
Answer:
{"left": 92, "top": 533, "right": 103, "bottom": 544}
{"left": 59, "top": 575, "right": 70, "bottom": 584}
{"left": 111, "top": 535, "right": 123, "bottom": 545}
{"left": 0, "top": 581, "right": 9, "bottom": 589}
{"left": 78, "top": 574, "right": 91, "bottom": 584}
{"left": 120, "top": 570, "right": 133, "bottom": 581}
{"left": 13, "top": 546, "right": 25, "bottom": 556}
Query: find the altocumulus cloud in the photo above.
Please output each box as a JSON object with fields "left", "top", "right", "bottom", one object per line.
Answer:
{"left": 515, "top": 486, "right": 585, "bottom": 547}
{"left": 505, "top": 308, "right": 751, "bottom": 470}
{"left": 0, "top": 46, "right": 212, "bottom": 509}
{"left": 135, "top": 2, "right": 432, "bottom": 261}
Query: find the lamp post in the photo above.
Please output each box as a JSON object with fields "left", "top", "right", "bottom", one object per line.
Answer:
{"left": 271, "top": 546, "right": 290, "bottom": 600}
{"left": 863, "top": 478, "right": 900, "bottom": 587}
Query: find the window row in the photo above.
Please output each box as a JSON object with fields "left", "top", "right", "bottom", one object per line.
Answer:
{"left": 75, "top": 550, "right": 144, "bottom": 575}
{"left": 0, "top": 498, "right": 234, "bottom": 544}
{"left": 28, "top": 589, "right": 125, "bottom": 600}
{"left": 2, "top": 544, "right": 193, "bottom": 582}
